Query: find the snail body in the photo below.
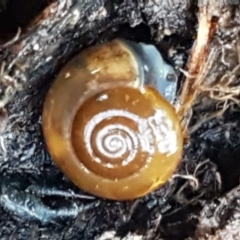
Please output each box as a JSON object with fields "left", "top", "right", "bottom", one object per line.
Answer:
{"left": 42, "top": 39, "right": 183, "bottom": 200}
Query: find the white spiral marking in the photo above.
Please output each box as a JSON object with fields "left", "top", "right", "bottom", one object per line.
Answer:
{"left": 96, "top": 125, "right": 138, "bottom": 166}
{"left": 83, "top": 109, "right": 177, "bottom": 168}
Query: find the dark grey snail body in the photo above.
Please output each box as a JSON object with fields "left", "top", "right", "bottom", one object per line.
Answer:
{"left": 120, "top": 39, "right": 178, "bottom": 103}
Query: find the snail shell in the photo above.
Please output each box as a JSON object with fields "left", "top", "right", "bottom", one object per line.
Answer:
{"left": 42, "top": 39, "right": 183, "bottom": 200}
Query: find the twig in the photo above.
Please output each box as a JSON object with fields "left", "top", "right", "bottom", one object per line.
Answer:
{"left": 176, "top": 7, "right": 218, "bottom": 131}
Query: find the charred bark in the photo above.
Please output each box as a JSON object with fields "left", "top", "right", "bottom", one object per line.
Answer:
{"left": 0, "top": 1, "right": 240, "bottom": 240}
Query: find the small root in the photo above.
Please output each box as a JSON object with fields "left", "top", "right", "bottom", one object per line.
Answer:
{"left": 172, "top": 174, "right": 199, "bottom": 190}
{"left": 188, "top": 100, "right": 230, "bottom": 134}
{"left": 170, "top": 160, "right": 220, "bottom": 204}
{"left": 0, "top": 136, "right": 6, "bottom": 153}
{"left": 193, "top": 159, "right": 210, "bottom": 177}
{"left": 0, "top": 27, "right": 21, "bottom": 49}
{"left": 0, "top": 61, "right": 23, "bottom": 111}
{"left": 198, "top": 63, "right": 240, "bottom": 106}
{"left": 179, "top": 68, "right": 198, "bottom": 79}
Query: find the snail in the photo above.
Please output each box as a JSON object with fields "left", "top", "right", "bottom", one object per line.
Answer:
{"left": 42, "top": 39, "right": 183, "bottom": 200}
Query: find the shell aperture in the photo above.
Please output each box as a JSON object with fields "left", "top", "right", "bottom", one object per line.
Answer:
{"left": 121, "top": 39, "right": 178, "bottom": 103}
{"left": 42, "top": 39, "right": 183, "bottom": 200}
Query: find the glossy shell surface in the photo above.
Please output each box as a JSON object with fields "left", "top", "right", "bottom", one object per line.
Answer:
{"left": 42, "top": 39, "right": 183, "bottom": 200}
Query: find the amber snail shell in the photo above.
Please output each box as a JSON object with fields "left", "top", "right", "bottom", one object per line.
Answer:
{"left": 42, "top": 39, "right": 183, "bottom": 200}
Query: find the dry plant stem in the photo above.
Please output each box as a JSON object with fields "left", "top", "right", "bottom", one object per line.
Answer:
{"left": 177, "top": 7, "right": 217, "bottom": 130}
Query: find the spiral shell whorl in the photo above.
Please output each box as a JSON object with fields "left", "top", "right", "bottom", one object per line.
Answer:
{"left": 71, "top": 87, "right": 180, "bottom": 182}
{"left": 42, "top": 39, "right": 183, "bottom": 200}
{"left": 77, "top": 108, "right": 178, "bottom": 175}
{"left": 84, "top": 111, "right": 140, "bottom": 166}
